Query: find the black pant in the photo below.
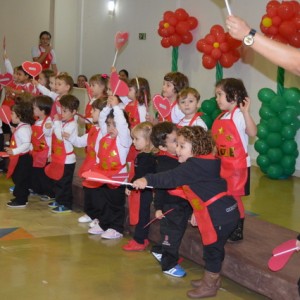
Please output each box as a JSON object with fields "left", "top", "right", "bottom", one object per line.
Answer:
{"left": 203, "top": 220, "right": 239, "bottom": 273}
{"left": 95, "top": 185, "right": 126, "bottom": 234}
{"left": 0, "top": 133, "right": 4, "bottom": 170}
{"left": 12, "top": 154, "right": 32, "bottom": 204}
{"left": 31, "top": 165, "right": 55, "bottom": 197}
{"left": 152, "top": 203, "right": 192, "bottom": 271}
{"left": 133, "top": 189, "right": 153, "bottom": 244}
{"left": 54, "top": 163, "right": 75, "bottom": 209}
{"left": 83, "top": 186, "right": 107, "bottom": 220}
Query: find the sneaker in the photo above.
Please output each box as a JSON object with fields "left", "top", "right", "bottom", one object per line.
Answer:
{"left": 163, "top": 265, "right": 186, "bottom": 278}
{"left": 51, "top": 205, "right": 72, "bottom": 213}
{"left": 88, "top": 224, "right": 104, "bottom": 235}
{"left": 78, "top": 214, "right": 92, "bottom": 223}
{"left": 7, "top": 200, "right": 27, "bottom": 208}
{"left": 9, "top": 186, "right": 15, "bottom": 193}
{"left": 40, "top": 195, "right": 55, "bottom": 201}
{"left": 101, "top": 228, "right": 123, "bottom": 240}
{"left": 122, "top": 239, "right": 149, "bottom": 251}
{"left": 48, "top": 201, "right": 59, "bottom": 208}
{"left": 28, "top": 188, "right": 39, "bottom": 196}
{"left": 151, "top": 251, "right": 162, "bottom": 262}
{"left": 89, "top": 219, "right": 99, "bottom": 228}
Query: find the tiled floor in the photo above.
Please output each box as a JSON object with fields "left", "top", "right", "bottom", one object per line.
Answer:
{"left": 0, "top": 166, "right": 299, "bottom": 299}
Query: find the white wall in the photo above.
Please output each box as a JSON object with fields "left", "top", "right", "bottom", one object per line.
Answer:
{"left": 1, "top": 0, "right": 300, "bottom": 173}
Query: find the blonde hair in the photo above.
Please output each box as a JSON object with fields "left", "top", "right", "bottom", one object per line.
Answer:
{"left": 131, "top": 121, "right": 156, "bottom": 153}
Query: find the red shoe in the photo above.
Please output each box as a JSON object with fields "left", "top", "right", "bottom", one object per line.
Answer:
{"left": 122, "top": 239, "right": 149, "bottom": 251}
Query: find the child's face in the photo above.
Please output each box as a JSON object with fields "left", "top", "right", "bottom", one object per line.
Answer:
{"left": 178, "top": 93, "right": 199, "bottom": 118}
{"left": 90, "top": 82, "right": 105, "bottom": 98}
{"left": 49, "top": 76, "right": 56, "bottom": 91}
{"left": 38, "top": 73, "right": 47, "bottom": 86}
{"left": 128, "top": 86, "right": 136, "bottom": 101}
{"left": 176, "top": 135, "right": 193, "bottom": 163}
{"left": 132, "top": 131, "right": 148, "bottom": 152}
{"left": 11, "top": 111, "right": 20, "bottom": 125}
{"left": 55, "top": 79, "right": 70, "bottom": 96}
{"left": 61, "top": 106, "right": 75, "bottom": 122}
{"left": 91, "top": 108, "right": 100, "bottom": 123}
{"left": 106, "top": 118, "right": 118, "bottom": 138}
{"left": 33, "top": 104, "right": 45, "bottom": 119}
{"left": 16, "top": 70, "right": 29, "bottom": 84}
{"left": 164, "top": 130, "right": 178, "bottom": 155}
{"left": 119, "top": 71, "right": 128, "bottom": 81}
{"left": 215, "top": 86, "right": 235, "bottom": 111}
{"left": 162, "top": 80, "right": 176, "bottom": 101}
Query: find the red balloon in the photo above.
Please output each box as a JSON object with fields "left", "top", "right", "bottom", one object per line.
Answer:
{"left": 219, "top": 42, "right": 230, "bottom": 53}
{"left": 210, "top": 25, "right": 225, "bottom": 37}
{"left": 216, "top": 32, "right": 226, "bottom": 43}
{"left": 290, "top": 1, "right": 300, "bottom": 12}
{"left": 225, "top": 32, "right": 242, "bottom": 49}
{"left": 202, "top": 55, "right": 216, "bottom": 69}
{"left": 161, "top": 37, "right": 172, "bottom": 48}
{"left": 205, "top": 34, "right": 216, "bottom": 44}
{"left": 159, "top": 21, "right": 165, "bottom": 29}
{"left": 267, "top": 1, "right": 280, "bottom": 17}
{"left": 273, "top": 34, "right": 288, "bottom": 44}
{"left": 196, "top": 39, "right": 212, "bottom": 54}
{"left": 158, "top": 27, "right": 169, "bottom": 38}
{"left": 288, "top": 32, "right": 300, "bottom": 48}
{"left": 175, "top": 8, "right": 189, "bottom": 21}
{"left": 187, "top": 16, "right": 198, "bottom": 30}
{"left": 268, "top": 25, "right": 279, "bottom": 36}
{"left": 211, "top": 48, "right": 222, "bottom": 59}
{"left": 164, "top": 11, "right": 178, "bottom": 26}
{"left": 176, "top": 21, "right": 190, "bottom": 36}
{"left": 220, "top": 53, "right": 234, "bottom": 68}
{"left": 166, "top": 25, "right": 175, "bottom": 35}
{"left": 278, "top": 2, "right": 295, "bottom": 21}
{"left": 168, "top": 16, "right": 178, "bottom": 27}
{"left": 279, "top": 20, "right": 297, "bottom": 38}
{"left": 294, "top": 16, "right": 300, "bottom": 30}
{"left": 181, "top": 32, "right": 193, "bottom": 44}
{"left": 163, "top": 11, "right": 174, "bottom": 21}
{"left": 170, "top": 34, "right": 182, "bottom": 47}
{"left": 272, "top": 16, "right": 282, "bottom": 27}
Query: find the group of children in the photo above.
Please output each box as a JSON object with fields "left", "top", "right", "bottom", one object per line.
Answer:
{"left": 0, "top": 58, "right": 258, "bottom": 298}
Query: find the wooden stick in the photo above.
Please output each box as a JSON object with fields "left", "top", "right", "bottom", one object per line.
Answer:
{"left": 273, "top": 247, "right": 299, "bottom": 257}
{"left": 224, "top": 0, "right": 232, "bottom": 15}
{"left": 112, "top": 50, "right": 118, "bottom": 67}
{"left": 143, "top": 208, "right": 175, "bottom": 228}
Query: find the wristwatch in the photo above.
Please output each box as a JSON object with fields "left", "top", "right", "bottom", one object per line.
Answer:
{"left": 243, "top": 29, "right": 256, "bottom": 46}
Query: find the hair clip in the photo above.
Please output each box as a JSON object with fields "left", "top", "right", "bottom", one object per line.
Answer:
{"left": 135, "top": 76, "right": 140, "bottom": 90}
{"left": 101, "top": 74, "right": 109, "bottom": 79}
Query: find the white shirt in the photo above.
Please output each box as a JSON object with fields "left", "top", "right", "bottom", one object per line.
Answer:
{"left": 37, "top": 84, "right": 59, "bottom": 100}
{"left": 177, "top": 116, "right": 208, "bottom": 130}
{"left": 31, "top": 46, "right": 56, "bottom": 64}
{"left": 12, "top": 123, "right": 32, "bottom": 155}
{"left": 171, "top": 103, "right": 185, "bottom": 124}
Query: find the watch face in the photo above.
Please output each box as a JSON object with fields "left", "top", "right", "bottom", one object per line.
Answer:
{"left": 244, "top": 35, "right": 254, "bottom": 46}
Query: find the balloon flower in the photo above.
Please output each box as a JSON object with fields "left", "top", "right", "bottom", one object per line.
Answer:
{"left": 196, "top": 24, "right": 241, "bottom": 69}
{"left": 260, "top": 0, "right": 300, "bottom": 47}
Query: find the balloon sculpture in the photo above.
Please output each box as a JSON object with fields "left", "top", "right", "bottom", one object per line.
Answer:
{"left": 196, "top": 24, "right": 241, "bottom": 69}
{"left": 255, "top": 87, "right": 300, "bottom": 179}
{"left": 260, "top": 0, "right": 300, "bottom": 47}
{"left": 198, "top": 97, "right": 221, "bottom": 129}
{"left": 157, "top": 8, "right": 199, "bottom": 71}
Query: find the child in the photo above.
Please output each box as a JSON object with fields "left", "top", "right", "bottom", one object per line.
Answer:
{"left": 5, "top": 102, "right": 35, "bottom": 207}
{"left": 65, "top": 98, "right": 107, "bottom": 225}
{"left": 159, "top": 71, "right": 189, "bottom": 124}
{"left": 88, "top": 95, "right": 131, "bottom": 239}
{"left": 45, "top": 94, "right": 79, "bottom": 213}
{"left": 125, "top": 77, "right": 150, "bottom": 128}
{"left": 76, "top": 75, "right": 88, "bottom": 88}
{"left": 212, "top": 78, "right": 257, "bottom": 242}
{"left": 177, "top": 87, "right": 207, "bottom": 130}
{"left": 33, "top": 69, "right": 58, "bottom": 100}
{"left": 133, "top": 126, "right": 239, "bottom": 298}
{"left": 118, "top": 69, "right": 129, "bottom": 83}
{"left": 150, "top": 121, "right": 192, "bottom": 277}
{"left": 122, "top": 122, "right": 156, "bottom": 251}
{"left": 31, "top": 95, "right": 55, "bottom": 201}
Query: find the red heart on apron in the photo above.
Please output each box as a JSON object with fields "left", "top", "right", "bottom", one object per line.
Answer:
{"left": 22, "top": 61, "right": 42, "bottom": 77}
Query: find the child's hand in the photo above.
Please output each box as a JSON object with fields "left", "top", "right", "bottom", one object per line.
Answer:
{"left": 53, "top": 114, "right": 60, "bottom": 121}
{"left": 62, "top": 132, "right": 70, "bottom": 139}
{"left": 4, "top": 147, "right": 13, "bottom": 155}
{"left": 125, "top": 188, "right": 131, "bottom": 196}
{"left": 32, "top": 78, "right": 39, "bottom": 86}
{"left": 239, "top": 97, "right": 251, "bottom": 114}
{"left": 145, "top": 114, "right": 156, "bottom": 123}
{"left": 45, "top": 123, "right": 52, "bottom": 129}
{"left": 10, "top": 127, "right": 15, "bottom": 134}
{"left": 111, "top": 66, "right": 117, "bottom": 73}
{"left": 132, "top": 178, "right": 148, "bottom": 190}
{"left": 155, "top": 210, "right": 164, "bottom": 219}
{"left": 108, "top": 95, "right": 119, "bottom": 107}
{"left": 190, "top": 214, "right": 197, "bottom": 227}
{"left": 296, "top": 240, "right": 300, "bottom": 251}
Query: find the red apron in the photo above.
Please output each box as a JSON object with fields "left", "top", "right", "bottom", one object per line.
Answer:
{"left": 50, "top": 97, "right": 62, "bottom": 119}
{"left": 84, "top": 102, "right": 93, "bottom": 133}
{"left": 7, "top": 124, "right": 29, "bottom": 178}
{"left": 83, "top": 134, "right": 124, "bottom": 188}
{"left": 177, "top": 112, "right": 203, "bottom": 128}
{"left": 31, "top": 117, "right": 50, "bottom": 168}
{"left": 45, "top": 119, "right": 74, "bottom": 180}
{"left": 211, "top": 107, "right": 248, "bottom": 196}
{"left": 39, "top": 46, "right": 53, "bottom": 70}
{"left": 124, "top": 100, "right": 140, "bottom": 129}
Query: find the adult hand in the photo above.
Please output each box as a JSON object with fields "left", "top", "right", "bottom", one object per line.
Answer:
{"left": 226, "top": 15, "right": 251, "bottom": 41}
{"left": 132, "top": 178, "right": 148, "bottom": 190}
{"left": 155, "top": 210, "right": 164, "bottom": 219}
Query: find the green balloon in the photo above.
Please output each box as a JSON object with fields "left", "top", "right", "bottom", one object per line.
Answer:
{"left": 201, "top": 114, "right": 213, "bottom": 129}
{"left": 258, "top": 88, "right": 276, "bottom": 104}
{"left": 267, "top": 117, "right": 282, "bottom": 132}
{"left": 201, "top": 99, "right": 217, "bottom": 115}
{"left": 281, "top": 140, "right": 297, "bottom": 154}
{"left": 257, "top": 123, "right": 269, "bottom": 139}
{"left": 260, "top": 165, "right": 269, "bottom": 174}
{"left": 281, "top": 125, "right": 297, "bottom": 140}
{"left": 283, "top": 87, "right": 300, "bottom": 107}
{"left": 266, "top": 132, "right": 282, "bottom": 147}
{"left": 279, "top": 108, "right": 297, "bottom": 124}
{"left": 254, "top": 139, "right": 269, "bottom": 154}
{"left": 257, "top": 154, "right": 270, "bottom": 168}
{"left": 259, "top": 106, "right": 276, "bottom": 120}
{"left": 211, "top": 109, "right": 222, "bottom": 120}
{"left": 283, "top": 166, "right": 295, "bottom": 176}
{"left": 290, "top": 119, "right": 300, "bottom": 131}
{"left": 293, "top": 149, "right": 299, "bottom": 158}
{"left": 267, "top": 164, "right": 284, "bottom": 179}
{"left": 280, "top": 155, "right": 296, "bottom": 169}
{"left": 267, "top": 148, "right": 283, "bottom": 163}
{"left": 269, "top": 96, "right": 286, "bottom": 113}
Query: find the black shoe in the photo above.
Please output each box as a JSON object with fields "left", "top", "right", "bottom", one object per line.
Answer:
{"left": 7, "top": 200, "right": 27, "bottom": 208}
{"left": 228, "top": 218, "right": 244, "bottom": 242}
